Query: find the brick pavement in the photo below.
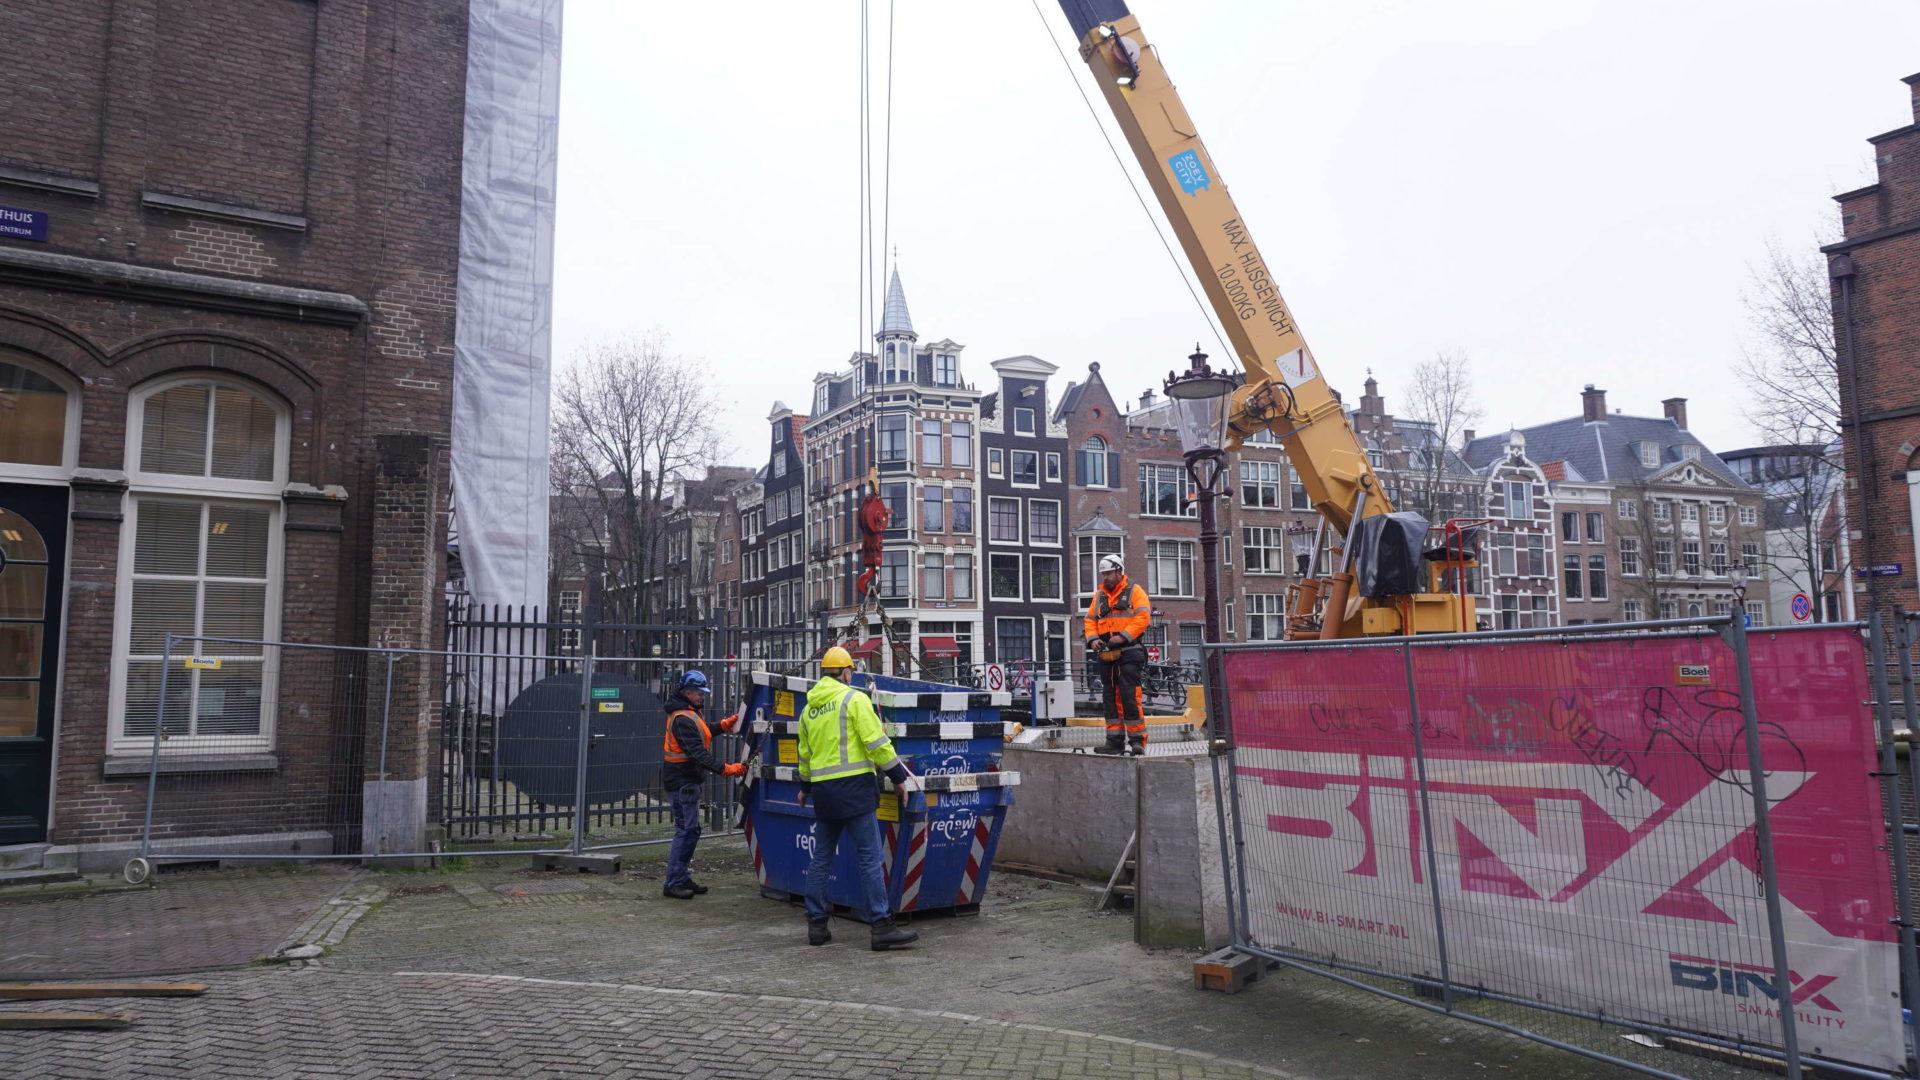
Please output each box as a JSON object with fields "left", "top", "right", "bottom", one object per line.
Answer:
{"left": 0, "top": 865, "right": 361, "bottom": 979}
{"left": 0, "top": 844, "right": 1762, "bottom": 1079}
{"left": 1, "top": 968, "right": 1293, "bottom": 1080}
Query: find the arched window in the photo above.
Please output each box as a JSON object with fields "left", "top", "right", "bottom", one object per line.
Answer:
{"left": 1080, "top": 436, "right": 1109, "bottom": 489}
{"left": 0, "top": 350, "right": 79, "bottom": 478}
{"left": 114, "top": 377, "right": 288, "bottom": 752}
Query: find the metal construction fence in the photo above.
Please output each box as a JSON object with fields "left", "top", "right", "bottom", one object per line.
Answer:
{"left": 129, "top": 633, "right": 802, "bottom": 877}
{"left": 1203, "top": 615, "right": 1920, "bottom": 1080}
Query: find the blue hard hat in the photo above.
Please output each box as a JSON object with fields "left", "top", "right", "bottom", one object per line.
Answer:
{"left": 679, "top": 670, "right": 710, "bottom": 692}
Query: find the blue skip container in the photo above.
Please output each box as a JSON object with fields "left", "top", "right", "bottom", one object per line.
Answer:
{"left": 740, "top": 671, "right": 1019, "bottom": 921}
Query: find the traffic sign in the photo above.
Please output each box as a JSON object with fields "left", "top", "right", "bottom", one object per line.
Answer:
{"left": 984, "top": 664, "right": 1006, "bottom": 692}
{"left": 1146, "top": 646, "right": 1163, "bottom": 662}
{"left": 1790, "top": 593, "right": 1812, "bottom": 622}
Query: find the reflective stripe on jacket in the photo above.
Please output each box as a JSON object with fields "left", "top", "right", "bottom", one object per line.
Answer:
{"left": 1084, "top": 577, "right": 1151, "bottom": 644}
{"left": 662, "top": 709, "right": 712, "bottom": 763}
{"left": 797, "top": 675, "right": 901, "bottom": 784}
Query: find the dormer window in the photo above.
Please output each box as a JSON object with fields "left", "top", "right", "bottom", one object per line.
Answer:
{"left": 934, "top": 354, "right": 957, "bottom": 387}
{"left": 1637, "top": 442, "right": 1660, "bottom": 469}
{"left": 1678, "top": 444, "right": 1701, "bottom": 462}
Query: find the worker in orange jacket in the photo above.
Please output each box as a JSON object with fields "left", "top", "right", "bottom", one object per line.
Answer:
{"left": 1084, "top": 554, "right": 1151, "bottom": 755}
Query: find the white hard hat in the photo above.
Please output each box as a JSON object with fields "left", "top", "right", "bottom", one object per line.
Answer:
{"left": 1098, "top": 554, "right": 1125, "bottom": 573}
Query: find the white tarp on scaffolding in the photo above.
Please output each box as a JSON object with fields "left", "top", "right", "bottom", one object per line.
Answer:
{"left": 451, "top": 0, "right": 562, "bottom": 615}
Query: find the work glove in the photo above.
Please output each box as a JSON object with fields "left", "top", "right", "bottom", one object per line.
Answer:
{"left": 718, "top": 714, "right": 740, "bottom": 734}
{"left": 1085, "top": 636, "right": 1102, "bottom": 651}
{"left": 721, "top": 763, "right": 747, "bottom": 778}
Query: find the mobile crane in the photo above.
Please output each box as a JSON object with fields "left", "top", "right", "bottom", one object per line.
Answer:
{"left": 1057, "top": 1, "right": 1476, "bottom": 638}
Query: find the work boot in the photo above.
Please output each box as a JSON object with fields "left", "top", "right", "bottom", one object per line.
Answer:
{"left": 1093, "top": 744, "right": 1126, "bottom": 756}
{"left": 1128, "top": 742, "right": 1147, "bottom": 757}
{"left": 662, "top": 883, "right": 697, "bottom": 900}
{"left": 807, "top": 919, "right": 833, "bottom": 947}
{"left": 687, "top": 881, "right": 710, "bottom": 895}
{"left": 870, "top": 918, "right": 919, "bottom": 951}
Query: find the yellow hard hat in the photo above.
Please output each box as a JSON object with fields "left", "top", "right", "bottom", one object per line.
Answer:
{"left": 821, "top": 646, "right": 854, "bottom": 671}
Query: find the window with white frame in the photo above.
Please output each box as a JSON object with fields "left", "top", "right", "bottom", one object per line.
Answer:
{"left": 1746, "top": 601, "right": 1766, "bottom": 624}
{"left": 934, "top": 354, "right": 958, "bottom": 386}
{"left": 1030, "top": 554, "right": 1063, "bottom": 600}
{"left": 1045, "top": 452, "right": 1062, "bottom": 483}
{"left": 922, "top": 486, "right": 944, "bottom": 533}
{"left": 879, "top": 549, "right": 910, "bottom": 599}
{"left": 1681, "top": 540, "right": 1701, "bottom": 576}
{"left": 1623, "top": 599, "right": 1644, "bottom": 622}
{"left": 1014, "top": 407, "right": 1036, "bottom": 436}
{"left": 1076, "top": 534, "right": 1122, "bottom": 596}
{"left": 1140, "top": 463, "right": 1195, "bottom": 518}
{"left": 1680, "top": 502, "right": 1698, "bottom": 523}
{"left": 1506, "top": 481, "right": 1533, "bottom": 519}
{"left": 879, "top": 413, "right": 908, "bottom": 462}
{"left": 0, "top": 351, "right": 79, "bottom": 477}
{"left": 1242, "top": 526, "right": 1287, "bottom": 574}
{"left": 953, "top": 553, "right": 974, "bottom": 600}
{"left": 922, "top": 552, "right": 945, "bottom": 600}
{"left": 951, "top": 422, "right": 973, "bottom": 468}
{"left": 1654, "top": 539, "right": 1674, "bottom": 576}
{"left": 1563, "top": 555, "right": 1583, "bottom": 599}
{"left": 1738, "top": 505, "right": 1757, "bottom": 526}
{"left": 1081, "top": 437, "right": 1110, "bottom": 488}
{"left": 1010, "top": 449, "right": 1039, "bottom": 486}
{"left": 1587, "top": 555, "right": 1608, "bottom": 599}
{"left": 1709, "top": 541, "right": 1727, "bottom": 576}
{"left": 1247, "top": 594, "right": 1286, "bottom": 641}
{"left": 116, "top": 378, "right": 288, "bottom": 752}
{"left": 921, "top": 420, "right": 943, "bottom": 466}
{"left": 1145, "top": 539, "right": 1195, "bottom": 597}
{"left": 883, "top": 342, "right": 909, "bottom": 384}
{"left": 989, "top": 553, "right": 1022, "bottom": 599}
{"left": 988, "top": 447, "right": 1004, "bottom": 477}
{"left": 1707, "top": 503, "right": 1726, "bottom": 525}
{"left": 1741, "top": 541, "right": 1762, "bottom": 570}
{"left": 1029, "top": 500, "right": 1060, "bottom": 546}
{"left": 1240, "top": 460, "right": 1282, "bottom": 509}
{"left": 1617, "top": 498, "right": 1638, "bottom": 520}
{"left": 1638, "top": 443, "right": 1661, "bottom": 469}
{"left": 1288, "top": 466, "right": 1311, "bottom": 511}
{"left": 951, "top": 487, "right": 974, "bottom": 533}
{"left": 1651, "top": 500, "right": 1670, "bottom": 522}
{"left": 989, "top": 497, "right": 1021, "bottom": 542}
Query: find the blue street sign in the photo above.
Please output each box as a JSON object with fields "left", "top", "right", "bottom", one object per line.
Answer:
{"left": 1858, "top": 563, "right": 1903, "bottom": 578}
{"left": 1743, "top": 614, "right": 1754, "bottom": 628}
{"left": 0, "top": 206, "right": 48, "bottom": 242}
{"left": 1790, "top": 593, "right": 1812, "bottom": 621}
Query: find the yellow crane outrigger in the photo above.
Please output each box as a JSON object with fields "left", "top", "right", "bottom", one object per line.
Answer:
{"left": 1057, "top": 1, "right": 1475, "bottom": 638}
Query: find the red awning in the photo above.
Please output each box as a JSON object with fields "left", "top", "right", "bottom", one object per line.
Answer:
{"left": 919, "top": 636, "right": 961, "bottom": 658}
{"left": 846, "top": 638, "right": 883, "bottom": 657}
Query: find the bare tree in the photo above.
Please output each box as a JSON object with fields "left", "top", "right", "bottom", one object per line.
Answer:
{"left": 1738, "top": 238, "right": 1849, "bottom": 621}
{"left": 550, "top": 335, "right": 723, "bottom": 622}
{"left": 1400, "top": 348, "right": 1484, "bottom": 517}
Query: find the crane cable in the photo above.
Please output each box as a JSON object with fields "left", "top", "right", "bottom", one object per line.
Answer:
{"left": 1026, "top": 0, "right": 1235, "bottom": 370}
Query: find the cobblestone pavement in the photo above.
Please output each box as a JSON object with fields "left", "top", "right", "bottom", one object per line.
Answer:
{"left": 0, "top": 843, "right": 1761, "bottom": 1079}
{"left": 0, "top": 864, "right": 360, "bottom": 979}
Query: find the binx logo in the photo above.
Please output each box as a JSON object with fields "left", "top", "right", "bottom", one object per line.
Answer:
{"left": 1668, "top": 954, "right": 1841, "bottom": 1012}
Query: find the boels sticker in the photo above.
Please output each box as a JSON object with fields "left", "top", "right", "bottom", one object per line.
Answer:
{"left": 775, "top": 691, "right": 796, "bottom": 716}
{"left": 776, "top": 738, "right": 798, "bottom": 764}
{"left": 1675, "top": 664, "right": 1711, "bottom": 685}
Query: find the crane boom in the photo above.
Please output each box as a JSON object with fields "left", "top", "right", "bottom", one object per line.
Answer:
{"left": 1055, "top": 1, "right": 1470, "bottom": 637}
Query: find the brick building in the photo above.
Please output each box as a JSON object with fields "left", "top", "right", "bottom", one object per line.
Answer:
{"left": 1467, "top": 388, "right": 1770, "bottom": 627}
{"left": 1829, "top": 73, "right": 1920, "bottom": 618}
{"left": 0, "top": 2, "right": 468, "bottom": 858}
{"left": 802, "top": 270, "right": 981, "bottom": 672}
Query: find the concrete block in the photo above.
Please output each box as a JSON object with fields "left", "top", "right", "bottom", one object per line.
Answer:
{"left": 1136, "top": 757, "right": 1203, "bottom": 948}
{"left": 996, "top": 747, "right": 1137, "bottom": 880}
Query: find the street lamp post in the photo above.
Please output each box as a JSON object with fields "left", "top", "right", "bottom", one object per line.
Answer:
{"left": 1163, "top": 347, "right": 1236, "bottom": 744}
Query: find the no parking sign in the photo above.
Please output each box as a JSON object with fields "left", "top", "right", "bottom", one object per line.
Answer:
{"left": 1791, "top": 592, "right": 1812, "bottom": 622}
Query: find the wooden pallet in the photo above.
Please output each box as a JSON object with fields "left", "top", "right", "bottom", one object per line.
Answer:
{"left": 0, "top": 983, "right": 206, "bottom": 1001}
{"left": 758, "top": 886, "right": 980, "bottom": 923}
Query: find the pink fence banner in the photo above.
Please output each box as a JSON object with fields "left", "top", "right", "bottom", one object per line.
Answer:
{"left": 1224, "top": 627, "right": 1901, "bottom": 1071}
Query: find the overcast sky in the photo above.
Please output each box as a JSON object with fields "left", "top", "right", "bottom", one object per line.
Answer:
{"left": 551, "top": 1, "right": 1920, "bottom": 465}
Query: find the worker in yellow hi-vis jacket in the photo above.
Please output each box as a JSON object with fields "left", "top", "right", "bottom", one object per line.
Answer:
{"left": 796, "top": 646, "right": 921, "bottom": 951}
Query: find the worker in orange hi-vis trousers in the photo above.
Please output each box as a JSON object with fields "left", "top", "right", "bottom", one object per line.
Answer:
{"left": 1083, "top": 554, "right": 1151, "bottom": 756}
